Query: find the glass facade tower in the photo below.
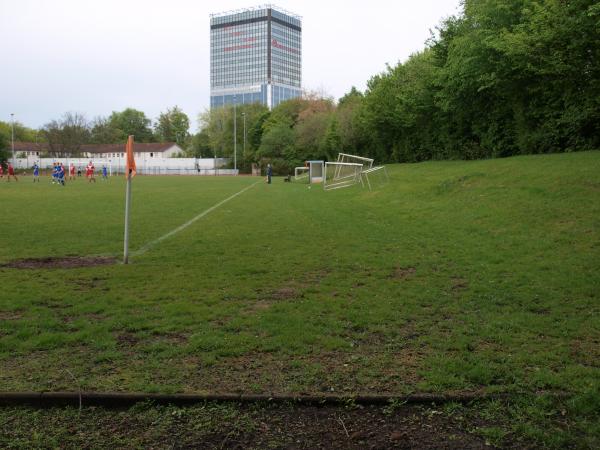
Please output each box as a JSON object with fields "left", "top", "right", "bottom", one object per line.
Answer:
{"left": 210, "top": 5, "right": 302, "bottom": 109}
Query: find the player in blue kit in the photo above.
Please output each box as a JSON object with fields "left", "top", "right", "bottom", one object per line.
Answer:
{"left": 51, "top": 163, "right": 58, "bottom": 184}
{"left": 56, "top": 162, "right": 65, "bottom": 186}
{"left": 32, "top": 163, "right": 40, "bottom": 182}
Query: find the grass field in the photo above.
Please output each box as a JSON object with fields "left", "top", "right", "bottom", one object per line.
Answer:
{"left": 1, "top": 151, "right": 599, "bottom": 447}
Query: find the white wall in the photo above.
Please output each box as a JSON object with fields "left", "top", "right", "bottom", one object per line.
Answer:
{"left": 13, "top": 157, "right": 237, "bottom": 176}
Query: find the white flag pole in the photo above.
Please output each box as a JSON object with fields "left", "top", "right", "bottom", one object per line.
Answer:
{"left": 123, "top": 170, "right": 132, "bottom": 264}
{"left": 123, "top": 135, "right": 134, "bottom": 264}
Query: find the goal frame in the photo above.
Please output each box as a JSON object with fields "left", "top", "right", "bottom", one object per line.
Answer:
{"left": 294, "top": 166, "right": 309, "bottom": 182}
{"left": 323, "top": 162, "right": 364, "bottom": 190}
{"left": 361, "top": 165, "right": 389, "bottom": 190}
{"left": 336, "top": 153, "right": 374, "bottom": 170}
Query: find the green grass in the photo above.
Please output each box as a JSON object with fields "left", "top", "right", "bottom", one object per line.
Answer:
{"left": 1, "top": 151, "right": 599, "bottom": 447}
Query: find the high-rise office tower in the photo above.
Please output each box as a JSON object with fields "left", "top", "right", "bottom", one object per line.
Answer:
{"left": 210, "top": 5, "right": 302, "bottom": 109}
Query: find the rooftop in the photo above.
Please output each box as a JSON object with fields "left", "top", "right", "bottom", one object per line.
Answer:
{"left": 13, "top": 142, "right": 179, "bottom": 154}
{"left": 210, "top": 4, "right": 301, "bottom": 21}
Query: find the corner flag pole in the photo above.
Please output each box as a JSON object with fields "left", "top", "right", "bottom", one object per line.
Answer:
{"left": 123, "top": 135, "right": 136, "bottom": 264}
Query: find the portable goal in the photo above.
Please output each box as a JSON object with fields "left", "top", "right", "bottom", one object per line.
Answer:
{"left": 307, "top": 160, "right": 324, "bottom": 184}
{"left": 361, "top": 165, "right": 389, "bottom": 190}
{"left": 323, "top": 162, "right": 363, "bottom": 190}
{"left": 336, "top": 153, "right": 374, "bottom": 173}
{"left": 294, "top": 166, "right": 309, "bottom": 182}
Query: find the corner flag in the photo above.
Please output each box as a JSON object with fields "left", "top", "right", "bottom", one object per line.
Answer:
{"left": 123, "top": 135, "right": 135, "bottom": 264}
{"left": 125, "top": 135, "right": 136, "bottom": 177}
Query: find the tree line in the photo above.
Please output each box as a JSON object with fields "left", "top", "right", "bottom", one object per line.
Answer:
{"left": 201, "top": 0, "right": 599, "bottom": 173}
{"left": 2, "top": 0, "right": 597, "bottom": 169}
{"left": 0, "top": 106, "right": 192, "bottom": 158}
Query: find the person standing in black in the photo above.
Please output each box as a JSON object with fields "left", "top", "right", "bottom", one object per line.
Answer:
{"left": 267, "top": 163, "right": 272, "bottom": 184}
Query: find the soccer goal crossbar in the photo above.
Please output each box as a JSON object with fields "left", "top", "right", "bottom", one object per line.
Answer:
{"left": 336, "top": 153, "right": 374, "bottom": 169}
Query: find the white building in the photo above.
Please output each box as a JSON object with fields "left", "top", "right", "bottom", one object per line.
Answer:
{"left": 11, "top": 142, "right": 184, "bottom": 160}
{"left": 10, "top": 141, "right": 235, "bottom": 175}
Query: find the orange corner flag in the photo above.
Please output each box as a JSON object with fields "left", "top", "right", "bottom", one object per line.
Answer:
{"left": 125, "top": 135, "right": 136, "bottom": 177}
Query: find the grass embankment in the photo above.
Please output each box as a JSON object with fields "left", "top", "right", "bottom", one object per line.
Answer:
{"left": 0, "top": 151, "right": 598, "bottom": 447}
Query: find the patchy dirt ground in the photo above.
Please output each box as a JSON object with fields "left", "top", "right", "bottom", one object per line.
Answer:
{"left": 0, "top": 402, "right": 506, "bottom": 449}
{"left": 1, "top": 256, "right": 116, "bottom": 269}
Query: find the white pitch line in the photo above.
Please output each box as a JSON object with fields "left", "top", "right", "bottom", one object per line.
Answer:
{"left": 132, "top": 181, "right": 260, "bottom": 257}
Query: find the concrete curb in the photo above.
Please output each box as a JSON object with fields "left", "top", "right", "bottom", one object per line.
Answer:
{"left": 0, "top": 391, "right": 551, "bottom": 408}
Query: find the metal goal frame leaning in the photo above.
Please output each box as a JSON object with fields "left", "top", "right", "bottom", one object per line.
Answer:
{"left": 294, "top": 166, "right": 309, "bottom": 182}
{"left": 361, "top": 165, "right": 389, "bottom": 190}
{"left": 335, "top": 153, "right": 374, "bottom": 176}
{"left": 323, "top": 162, "right": 364, "bottom": 190}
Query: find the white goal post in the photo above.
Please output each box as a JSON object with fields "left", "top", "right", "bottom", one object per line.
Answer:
{"left": 324, "top": 162, "right": 364, "bottom": 190}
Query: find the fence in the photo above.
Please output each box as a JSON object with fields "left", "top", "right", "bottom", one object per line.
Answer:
{"left": 13, "top": 157, "right": 238, "bottom": 176}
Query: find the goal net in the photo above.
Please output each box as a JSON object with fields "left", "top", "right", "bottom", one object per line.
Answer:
{"left": 294, "top": 166, "right": 309, "bottom": 182}
{"left": 324, "top": 162, "right": 363, "bottom": 190}
{"left": 361, "top": 165, "right": 389, "bottom": 190}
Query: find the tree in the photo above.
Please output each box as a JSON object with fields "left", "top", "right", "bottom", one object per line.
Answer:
{"left": 0, "top": 121, "right": 39, "bottom": 143}
{"left": 89, "top": 116, "right": 123, "bottom": 144}
{"left": 188, "top": 130, "right": 212, "bottom": 158}
{"left": 108, "top": 108, "right": 154, "bottom": 142}
{"left": 320, "top": 117, "right": 342, "bottom": 161}
{"left": 197, "top": 103, "right": 269, "bottom": 172}
{"left": 336, "top": 87, "right": 367, "bottom": 157}
{"left": 0, "top": 130, "right": 9, "bottom": 164}
{"left": 40, "top": 112, "right": 90, "bottom": 156}
{"left": 257, "top": 121, "right": 296, "bottom": 173}
{"left": 154, "top": 106, "right": 190, "bottom": 144}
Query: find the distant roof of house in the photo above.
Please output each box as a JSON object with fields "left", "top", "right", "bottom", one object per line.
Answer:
{"left": 12, "top": 142, "right": 179, "bottom": 153}
{"left": 12, "top": 142, "right": 49, "bottom": 151}
{"left": 81, "top": 143, "right": 179, "bottom": 154}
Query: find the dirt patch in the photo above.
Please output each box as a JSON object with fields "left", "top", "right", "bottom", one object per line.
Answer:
{"left": 2, "top": 256, "right": 116, "bottom": 269}
{"left": 201, "top": 404, "right": 497, "bottom": 450}
{"left": 0, "top": 311, "right": 22, "bottom": 320}
{"left": 183, "top": 350, "right": 425, "bottom": 395}
{"left": 451, "top": 277, "right": 468, "bottom": 292}
{"left": 151, "top": 331, "right": 189, "bottom": 345}
{"left": 74, "top": 276, "right": 109, "bottom": 292}
{"left": 85, "top": 313, "right": 107, "bottom": 322}
{"left": 270, "top": 287, "right": 301, "bottom": 300}
{"left": 244, "top": 300, "right": 272, "bottom": 315}
{"left": 0, "top": 402, "right": 507, "bottom": 449}
{"left": 116, "top": 332, "right": 140, "bottom": 348}
{"left": 390, "top": 267, "right": 416, "bottom": 280}
{"left": 570, "top": 338, "right": 600, "bottom": 368}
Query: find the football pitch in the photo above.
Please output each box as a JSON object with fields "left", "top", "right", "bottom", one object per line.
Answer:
{"left": 1, "top": 151, "right": 599, "bottom": 446}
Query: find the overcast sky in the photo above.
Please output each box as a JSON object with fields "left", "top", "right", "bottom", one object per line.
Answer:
{"left": 0, "top": 0, "right": 461, "bottom": 132}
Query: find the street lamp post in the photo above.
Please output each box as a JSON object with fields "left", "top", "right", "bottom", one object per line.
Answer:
{"left": 233, "top": 95, "right": 237, "bottom": 175}
{"left": 242, "top": 112, "right": 246, "bottom": 168}
{"left": 10, "top": 113, "right": 15, "bottom": 166}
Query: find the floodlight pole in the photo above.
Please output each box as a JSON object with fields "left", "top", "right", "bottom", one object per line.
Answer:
{"left": 242, "top": 112, "right": 246, "bottom": 163}
{"left": 10, "top": 113, "right": 15, "bottom": 165}
{"left": 233, "top": 95, "right": 237, "bottom": 175}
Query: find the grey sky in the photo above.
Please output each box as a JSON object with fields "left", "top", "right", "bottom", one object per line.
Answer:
{"left": 0, "top": 0, "right": 461, "bottom": 132}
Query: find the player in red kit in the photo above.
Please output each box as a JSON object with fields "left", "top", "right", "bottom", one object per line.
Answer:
{"left": 6, "top": 162, "right": 18, "bottom": 182}
{"left": 86, "top": 161, "right": 96, "bottom": 183}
